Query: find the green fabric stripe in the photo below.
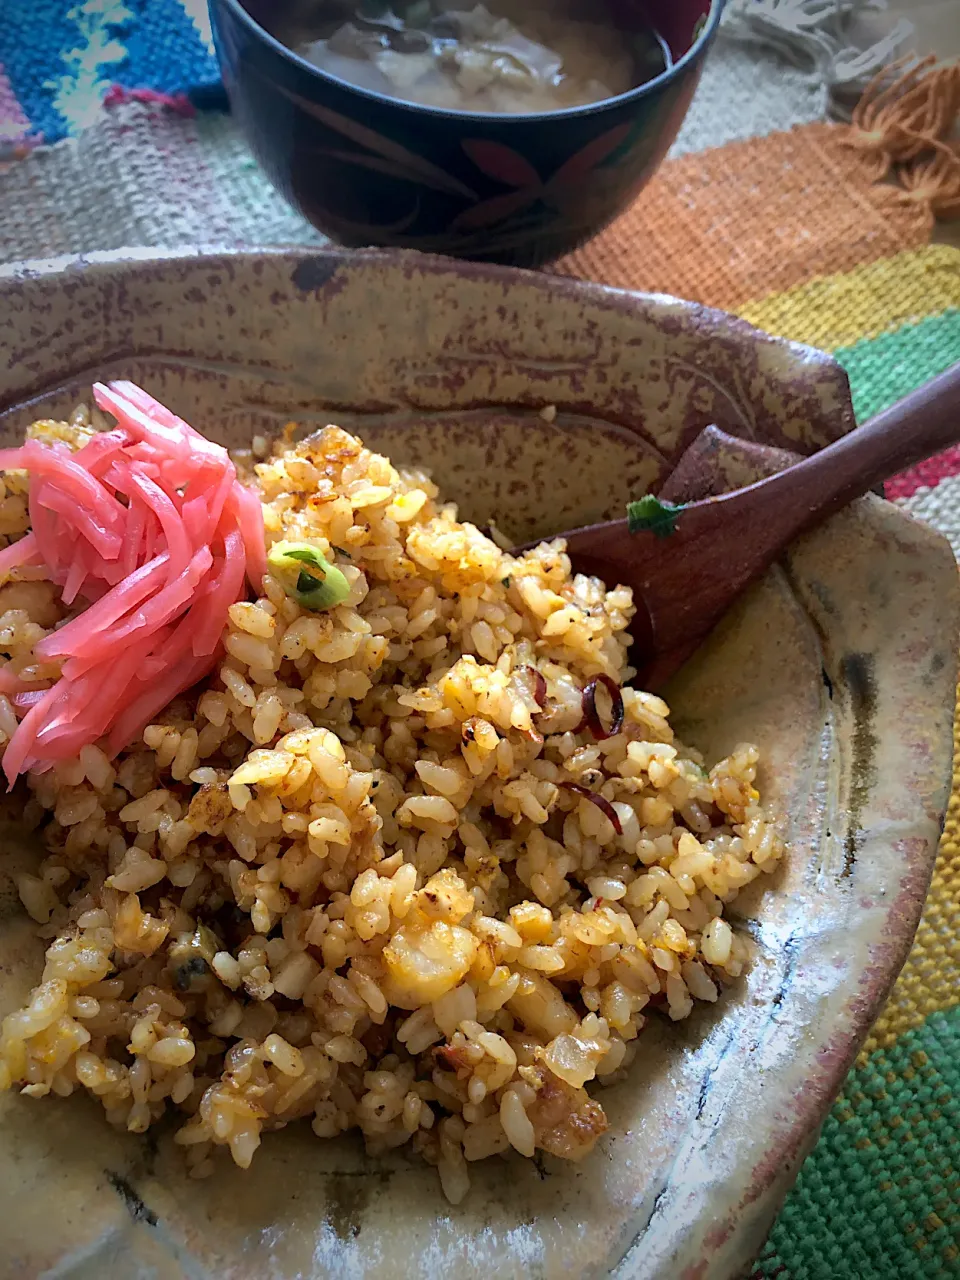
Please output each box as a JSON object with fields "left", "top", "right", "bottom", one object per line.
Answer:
{"left": 833, "top": 308, "right": 960, "bottom": 422}
{"left": 754, "top": 1008, "right": 960, "bottom": 1279}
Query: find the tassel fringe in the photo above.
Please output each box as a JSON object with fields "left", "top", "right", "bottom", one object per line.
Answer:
{"left": 841, "top": 57, "right": 960, "bottom": 225}
{"left": 721, "top": 0, "right": 915, "bottom": 116}
{"left": 721, "top": 2, "right": 960, "bottom": 225}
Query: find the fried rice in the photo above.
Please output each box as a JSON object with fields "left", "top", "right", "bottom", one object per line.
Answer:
{"left": 0, "top": 404, "right": 783, "bottom": 1201}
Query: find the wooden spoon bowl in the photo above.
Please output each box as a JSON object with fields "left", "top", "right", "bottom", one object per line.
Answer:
{"left": 518, "top": 362, "right": 960, "bottom": 687}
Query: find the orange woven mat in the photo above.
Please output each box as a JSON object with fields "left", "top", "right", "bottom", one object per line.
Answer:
{"left": 561, "top": 122, "right": 938, "bottom": 310}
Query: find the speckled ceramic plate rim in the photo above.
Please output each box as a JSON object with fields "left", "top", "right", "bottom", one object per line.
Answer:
{"left": 0, "top": 247, "right": 955, "bottom": 1280}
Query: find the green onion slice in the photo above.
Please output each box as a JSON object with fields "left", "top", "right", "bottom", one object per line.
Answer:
{"left": 267, "top": 540, "right": 351, "bottom": 611}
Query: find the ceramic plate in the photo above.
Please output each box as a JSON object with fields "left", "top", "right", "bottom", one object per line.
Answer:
{"left": 0, "top": 249, "right": 955, "bottom": 1280}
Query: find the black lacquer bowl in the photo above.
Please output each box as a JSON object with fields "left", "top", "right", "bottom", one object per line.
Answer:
{"left": 208, "top": 0, "right": 723, "bottom": 266}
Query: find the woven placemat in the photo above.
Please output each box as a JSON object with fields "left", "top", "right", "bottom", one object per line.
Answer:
{"left": 1, "top": 6, "right": 960, "bottom": 1276}
{"left": 573, "top": 99, "right": 960, "bottom": 1278}
{"left": 567, "top": 111, "right": 960, "bottom": 1275}
{"left": 0, "top": 26, "right": 826, "bottom": 260}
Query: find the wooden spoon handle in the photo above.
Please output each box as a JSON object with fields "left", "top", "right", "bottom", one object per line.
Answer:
{"left": 719, "top": 360, "right": 960, "bottom": 535}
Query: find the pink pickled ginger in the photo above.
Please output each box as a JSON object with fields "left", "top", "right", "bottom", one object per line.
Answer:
{"left": 0, "top": 383, "right": 266, "bottom": 785}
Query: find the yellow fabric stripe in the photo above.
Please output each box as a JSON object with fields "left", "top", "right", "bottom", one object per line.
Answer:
{"left": 734, "top": 245, "right": 960, "bottom": 350}
{"left": 859, "top": 683, "right": 960, "bottom": 1057}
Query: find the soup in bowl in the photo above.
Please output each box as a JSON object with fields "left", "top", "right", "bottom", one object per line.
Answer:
{"left": 209, "top": 0, "right": 721, "bottom": 264}
{"left": 278, "top": 0, "right": 672, "bottom": 113}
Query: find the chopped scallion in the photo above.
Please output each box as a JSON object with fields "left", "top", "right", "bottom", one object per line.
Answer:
{"left": 267, "top": 541, "right": 350, "bottom": 611}
{"left": 626, "top": 494, "right": 683, "bottom": 538}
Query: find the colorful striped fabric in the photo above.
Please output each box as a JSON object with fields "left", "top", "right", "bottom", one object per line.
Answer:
{"left": 1, "top": 4, "right": 959, "bottom": 1275}
{"left": 0, "top": 0, "right": 218, "bottom": 152}
{"left": 568, "top": 153, "right": 960, "bottom": 1276}
{"left": 739, "top": 249, "right": 960, "bottom": 1280}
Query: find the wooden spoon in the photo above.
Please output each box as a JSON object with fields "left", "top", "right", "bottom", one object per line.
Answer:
{"left": 516, "top": 361, "right": 960, "bottom": 689}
